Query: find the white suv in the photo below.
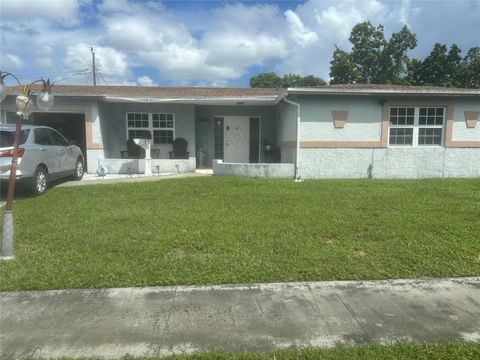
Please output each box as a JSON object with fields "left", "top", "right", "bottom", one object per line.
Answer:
{"left": 0, "top": 125, "right": 84, "bottom": 195}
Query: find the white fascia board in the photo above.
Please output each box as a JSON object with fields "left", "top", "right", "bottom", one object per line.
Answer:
{"left": 103, "top": 96, "right": 280, "bottom": 104}
{"left": 287, "top": 87, "right": 480, "bottom": 97}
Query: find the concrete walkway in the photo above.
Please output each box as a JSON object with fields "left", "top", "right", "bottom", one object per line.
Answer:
{"left": 1, "top": 277, "right": 479, "bottom": 359}
{"left": 58, "top": 170, "right": 212, "bottom": 187}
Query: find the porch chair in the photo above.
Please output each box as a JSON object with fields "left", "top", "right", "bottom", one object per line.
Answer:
{"left": 169, "top": 137, "right": 189, "bottom": 159}
{"left": 126, "top": 137, "right": 146, "bottom": 159}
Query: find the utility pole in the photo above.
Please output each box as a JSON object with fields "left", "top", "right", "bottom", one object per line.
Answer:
{"left": 91, "top": 46, "right": 97, "bottom": 86}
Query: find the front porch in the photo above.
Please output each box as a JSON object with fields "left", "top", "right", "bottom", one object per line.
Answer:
{"left": 88, "top": 101, "right": 296, "bottom": 177}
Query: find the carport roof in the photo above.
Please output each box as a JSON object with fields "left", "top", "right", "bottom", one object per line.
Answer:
{"left": 6, "top": 85, "right": 286, "bottom": 105}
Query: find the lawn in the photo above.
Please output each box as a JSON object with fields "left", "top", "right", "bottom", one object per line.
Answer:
{"left": 0, "top": 177, "right": 479, "bottom": 291}
{"left": 53, "top": 343, "right": 480, "bottom": 360}
{"left": 146, "top": 343, "right": 480, "bottom": 360}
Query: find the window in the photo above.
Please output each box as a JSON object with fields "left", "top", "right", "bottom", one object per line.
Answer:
{"left": 213, "top": 117, "right": 224, "bottom": 159}
{"left": 34, "top": 128, "right": 54, "bottom": 145}
{"left": 152, "top": 113, "right": 174, "bottom": 144}
{"left": 0, "top": 129, "right": 29, "bottom": 146}
{"left": 389, "top": 107, "right": 445, "bottom": 146}
{"left": 49, "top": 129, "right": 70, "bottom": 146}
{"left": 126, "top": 112, "right": 175, "bottom": 144}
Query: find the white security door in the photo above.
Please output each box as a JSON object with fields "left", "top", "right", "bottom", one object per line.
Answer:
{"left": 224, "top": 116, "right": 250, "bottom": 163}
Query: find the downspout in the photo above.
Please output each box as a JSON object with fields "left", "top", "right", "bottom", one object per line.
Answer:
{"left": 283, "top": 97, "right": 303, "bottom": 182}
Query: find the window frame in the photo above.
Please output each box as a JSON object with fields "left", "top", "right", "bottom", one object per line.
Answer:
{"left": 388, "top": 106, "right": 446, "bottom": 147}
{"left": 126, "top": 112, "right": 175, "bottom": 145}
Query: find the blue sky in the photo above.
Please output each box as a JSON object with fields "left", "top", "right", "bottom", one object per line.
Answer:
{"left": 1, "top": 0, "right": 479, "bottom": 87}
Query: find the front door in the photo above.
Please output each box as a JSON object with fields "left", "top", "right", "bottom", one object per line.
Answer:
{"left": 224, "top": 116, "right": 250, "bottom": 163}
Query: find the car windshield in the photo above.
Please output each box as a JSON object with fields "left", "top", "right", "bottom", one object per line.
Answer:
{"left": 0, "top": 129, "right": 30, "bottom": 147}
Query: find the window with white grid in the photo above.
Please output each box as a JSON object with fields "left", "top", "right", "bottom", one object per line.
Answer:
{"left": 126, "top": 113, "right": 175, "bottom": 144}
{"left": 388, "top": 107, "right": 445, "bottom": 147}
{"left": 126, "top": 113, "right": 149, "bottom": 139}
{"left": 152, "top": 113, "right": 174, "bottom": 144}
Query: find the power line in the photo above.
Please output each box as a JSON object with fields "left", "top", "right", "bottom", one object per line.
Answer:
{"left": 98, "top": 71, "right": 109, "bottom": 86}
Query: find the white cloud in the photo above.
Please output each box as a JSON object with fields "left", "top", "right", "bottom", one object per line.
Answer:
{"left": 1, "top": 0, "right": 478, "bottom": 86}
{"left": 64, "top": 43, "right": 130, "bottom": 84}
{"left": 0, "top": 0, "right": 85, "bottom": 26}
{"left": 137, "top": 76, "right": 156, "bottom": 86}
{"left": 35, "top": 43, "right": 54, "bottom": 69}
{"left": 138, "top": 44, "right": 240, "bottom": 81}
{"left": 285, "top": 10, "right": 318, "bottom": 47}
{"left": 103, "top": 14, "right": 192, "bottom": 52}
{"left": 274, "top": 0, "right": 422, "bottom": 80}
{"left": 1, "top": 53, "right": 25, "bottom": 68}
{"left": 201, "top": 3, "right": 288, "bottom": 72}
{"left": 98, "top": 0, "right": 164, "bottom": 14}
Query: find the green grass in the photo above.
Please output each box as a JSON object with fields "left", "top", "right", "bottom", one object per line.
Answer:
{"left": 145, "top": 343, "right": 480, "bottom": 360}
{"left": 49, "top": 343, "right": 480, "bottom": 360}
{"left": 1, "top": 177, "right": 479, "bottom": 291}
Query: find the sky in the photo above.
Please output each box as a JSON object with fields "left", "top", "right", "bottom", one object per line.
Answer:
{"left": 0, "top": 0, "right": 479, "bottom": 88}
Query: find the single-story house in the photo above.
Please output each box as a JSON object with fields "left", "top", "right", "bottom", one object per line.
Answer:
{"left": 1, "top": 84, "right": 479, "bottom": 179}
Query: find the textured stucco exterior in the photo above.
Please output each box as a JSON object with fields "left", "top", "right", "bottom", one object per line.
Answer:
{"left": 294, "top": 94, "right": 479, "bottom": 179}
{"left": 2, "top": 86, "right": 479, "bottom": 180}
{"left": 213, "top": 160, "right": 294, "bottom": 178}
{"left": 299, "top": 148, "right": 480, "bottom": 179}
{"left": 195, "top": 105, "right": 277, "bottom": 166}
{"left": 97, "top": 157, "right": 196, "bottom": 175}
{"left": 299, "top": 96, "right": 383, "bottom": 141}
{"left": 452, "top": 98, "right": 480, "bottom": 141}
{"left": 276, "top": 102, "right": 297, "bottom": 164}
{"left": 98, "top": 102, "right": 196, "bottom": 160}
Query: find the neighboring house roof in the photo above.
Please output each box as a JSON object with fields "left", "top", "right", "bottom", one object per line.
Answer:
{"left": 288, "top": 84, "right": 480, "bottom": 97}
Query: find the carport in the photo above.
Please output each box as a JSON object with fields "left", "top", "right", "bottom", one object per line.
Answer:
{"left": 30, "top": 112, "right": 87, "bottom": 168}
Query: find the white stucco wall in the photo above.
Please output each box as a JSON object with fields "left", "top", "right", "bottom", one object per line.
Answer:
{"left": 213, "top": 160, "right": 295, "bottom": 178}
{"left": 295, "top": 94, "right": 479, "bottom": 179}
{"left": 299, "top": 148, "right": 480, "bottom": 179}
{"left": 452, "top": 98, "right": 480, "bottom": 141}
{"left": 276, "top": 102, "right": 297, "bottom": 163}
{"left": 99, "top": 103, "right": 196, "bottom": 160}
{"left": 300, "top": 96, "right": 383, "bottom": 141}
{"left": 92, "top": 157, "right": 195, "bottom": 174}
{"left": 86, "top": 149, "right": 105, "bottom": 173}
{"left": 90, "top": 104, "right": 102, "bottom": 144}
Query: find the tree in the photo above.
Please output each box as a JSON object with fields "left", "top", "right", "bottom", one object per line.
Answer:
{"left": 378, "top": 25, "right": 417, "bottom": 83}
{"left": 404, "top": 58, "right": 423, "bottom": 85}
{"left": 329, "top": 21, "right": 416, "bottom": 84}
{"left": 329, "top": 46, "right": 357, "bottom": 84}
{"left": 348, "top": 22, "right": 386, "bottom": 83}
{"left": 249, "top": 72, "right": 282, "bottom": 88}
{"left": 415, "top": 43, "right": 460, "bottom": 86}
{"left": 459, "top": 47, "right": 480, "bottom": 88}
{"left": 407, "top": 43, "right": 471, "bottom": 87}
{"left": 250, "top": 72, "right": 326, "bottom": 88}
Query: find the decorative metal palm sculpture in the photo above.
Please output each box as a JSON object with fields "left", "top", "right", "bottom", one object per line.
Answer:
{"left": 0, "top": 71, "right": 55, "bottom": 260}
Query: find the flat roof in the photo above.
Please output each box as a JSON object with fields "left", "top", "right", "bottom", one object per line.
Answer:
{"left": 6, "top": 85, "right": 286, "bottom": 105}
{"left": 288, "top": 84, "right": 480, "bottom": 96}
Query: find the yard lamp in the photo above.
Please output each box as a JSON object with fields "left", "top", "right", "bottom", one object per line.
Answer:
{"left": 0, "top": 71, "right": 54, "bottom": 260}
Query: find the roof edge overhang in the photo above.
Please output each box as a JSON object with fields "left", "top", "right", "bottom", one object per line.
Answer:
{"left": 103, "top": 95, "right": 282, "bottom": 105}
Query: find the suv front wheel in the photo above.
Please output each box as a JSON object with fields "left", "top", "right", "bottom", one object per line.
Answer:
{"left": 32, "top": 166, "right": 48, "bottom": 195}
{"left": 73, "top": 158, "right": 84, "bottom": 180}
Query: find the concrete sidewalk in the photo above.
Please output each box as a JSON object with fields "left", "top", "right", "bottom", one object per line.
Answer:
{"left": 58, "top": 170, "right": 211, "bottom": 187}
{"left": 1, "top": 277, "right": 479, "bottom": 359}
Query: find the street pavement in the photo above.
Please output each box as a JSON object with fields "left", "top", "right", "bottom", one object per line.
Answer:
{"left": 1, "top": 277, "right": 479, "bottom": 359}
